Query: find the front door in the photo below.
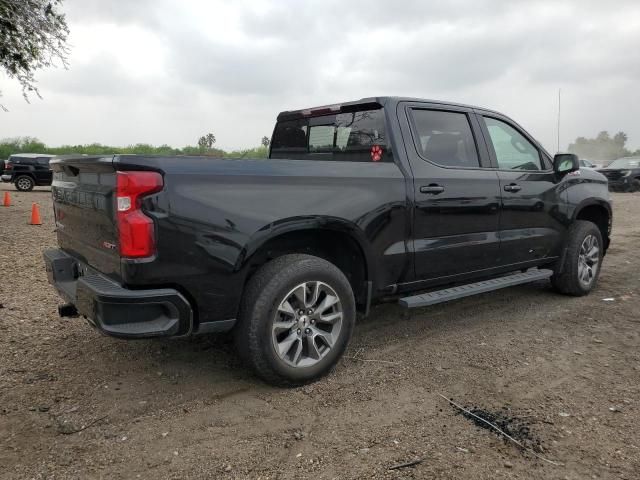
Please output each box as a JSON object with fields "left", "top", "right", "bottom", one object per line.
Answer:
{"left": 477, "top": 114, "right": 565, "bottom": 266}
{"left": 401, "top": 104, "right": 501, "bottom": 281}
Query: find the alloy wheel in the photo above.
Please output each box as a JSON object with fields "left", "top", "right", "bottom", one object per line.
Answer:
{"left": 17, "top": 177, "right": 32, "bottom": 191}
{"left": 578, "top": 234, "right": 600, "bottom": 288}
{"left": 271, "top": 281, "right": 343, "bottom": 368}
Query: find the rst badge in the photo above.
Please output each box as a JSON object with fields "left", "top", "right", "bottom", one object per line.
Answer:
{"left": 102, "top": 241, "right": 117, "bottom": 250}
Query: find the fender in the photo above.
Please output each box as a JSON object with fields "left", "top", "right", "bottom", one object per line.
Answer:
{"left": 570, "top": 198, "right": 612, "bottom": 253}
{"left": 563, "top": 168, "right": 611, "bottom": 228}
{"left": 571, "top": 198, "right": 612, "bottom": 222}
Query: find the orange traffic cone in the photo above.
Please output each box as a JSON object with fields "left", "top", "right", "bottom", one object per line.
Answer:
{"left": 2, "top": 191, "right": 10, "bottom": 207}
{"left": 30, "top": 203, "right": 42, "bottom": 225}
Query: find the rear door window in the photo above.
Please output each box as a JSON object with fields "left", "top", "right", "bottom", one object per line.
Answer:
{"left": 409, "top": 109, "right": 480, "bottom": 168}
{"left": 271, "top": 109, "right": 391, "bottom": 162}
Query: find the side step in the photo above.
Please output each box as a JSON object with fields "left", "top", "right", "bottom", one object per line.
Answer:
{"left": 399, "top": 269, "right": 553, "bottom": 309}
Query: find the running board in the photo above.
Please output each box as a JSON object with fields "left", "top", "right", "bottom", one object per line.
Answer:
{"left": 399, "top": 269, "right": 553, "bottom": 309}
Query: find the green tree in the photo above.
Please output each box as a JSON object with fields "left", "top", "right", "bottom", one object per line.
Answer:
{"left": 568, "top": 131, "right": 631, "bottom": 162}
{"left": 224, "top": 146, "right": 269, "bottom": 159}
{"left": 0, "top": 136, "right": 45, "bottom": 158}
{"left": 261, "top": 136, "right": 270, "bottom": 148}
{"left": 0, "top": 136, "right": 268, "bottom": 159}
{"left": 197, "top": 133, "right": 216, "bottom": 151}
{"left": 0, "top": 0, "right": 70, "bottom": 109}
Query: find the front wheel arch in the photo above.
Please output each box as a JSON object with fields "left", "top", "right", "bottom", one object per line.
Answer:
{"left": 552, "top": 220, "right": 603, "bottom": 296}
{"left": 574, "top": 202, "right": 610, "bottom": 254}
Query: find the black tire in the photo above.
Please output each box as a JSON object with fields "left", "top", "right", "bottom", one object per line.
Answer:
{"left": 551, "top": 220, "right": 603, "bottom": 296}
{"left": 234, "top": 254, "right": 356, "bottom": 387}
{"left": 14, "top": 175, "right": 34, "bottom": 192}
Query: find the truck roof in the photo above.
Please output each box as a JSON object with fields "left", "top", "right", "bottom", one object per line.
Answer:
{"left": 276, "top": 96, "right": 501, "bottom": 121}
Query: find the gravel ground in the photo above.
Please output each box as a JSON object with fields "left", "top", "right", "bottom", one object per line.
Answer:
{"left": 1, "top": 182, "right": 639, "bottom": 480}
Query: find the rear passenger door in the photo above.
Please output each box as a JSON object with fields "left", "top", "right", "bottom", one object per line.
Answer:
{"left": 400, "top": 103, "right": 501, "bottom": 281}
{"left": 35, "top": 157, "right": 53, "bottom": 184}
{"left": 476, "top": 114, "right": 565, "bottom": 266}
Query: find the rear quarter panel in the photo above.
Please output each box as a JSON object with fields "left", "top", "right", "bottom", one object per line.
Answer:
{"left": 121, "top": 156, "right": 409, "bottom": 323}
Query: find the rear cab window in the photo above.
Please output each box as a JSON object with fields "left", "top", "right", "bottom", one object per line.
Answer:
{"left": 271, "top": 108, "right": 391, "bottom": 162}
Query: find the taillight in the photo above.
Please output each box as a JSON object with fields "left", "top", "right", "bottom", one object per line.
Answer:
{"left": 6, "top": 162, "right": 12, "bottom": 170}
{"left": 116, "top": 171, "right": 163, "bottom": 258}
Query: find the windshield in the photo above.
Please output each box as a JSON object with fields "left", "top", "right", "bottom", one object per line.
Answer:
{"left": 607, "top": 158, "right": 640, "bottom": 169}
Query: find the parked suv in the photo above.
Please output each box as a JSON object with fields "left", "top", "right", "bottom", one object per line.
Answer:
{"left": 598, "top": 157, "right": 640, "bottom": 192}
{"left": 1, "top": 153, "right": 55, "bottom": 191}
{"left": 44, "top": 97, "right": 612, "bottom": 386}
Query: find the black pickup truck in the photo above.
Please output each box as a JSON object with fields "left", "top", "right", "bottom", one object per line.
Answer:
{"left": 1, "top": 153, "right": 55, "bottom": 191}
{"left": 44, "top": 97, "right": 612, "bottom": 386}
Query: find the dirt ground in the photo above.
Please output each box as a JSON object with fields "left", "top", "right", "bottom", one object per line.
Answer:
{"left": 1, "top": 182, "right": 639, "bottom": 480}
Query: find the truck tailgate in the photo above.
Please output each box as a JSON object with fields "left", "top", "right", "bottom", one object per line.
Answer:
{"left": 50, "top": 156, "right": 121, "bottom": 279}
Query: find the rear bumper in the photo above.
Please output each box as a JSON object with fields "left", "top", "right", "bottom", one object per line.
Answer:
{"left": 1, "top": 174, "right": 11, "bottom": 183}
{"left": 43, "top": 248, "right": 193, "bottom": 338}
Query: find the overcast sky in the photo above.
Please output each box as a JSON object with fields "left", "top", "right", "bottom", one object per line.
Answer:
{"left": 1, "top": 0, "right": 640, "bottom": 152}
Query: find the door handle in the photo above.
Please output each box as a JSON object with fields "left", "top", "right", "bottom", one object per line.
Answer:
{"left": 504, "top": 183, "right": 522, "bottom": 192}
{"left": 420, "top": 184, "right": 445, "bottom": 195}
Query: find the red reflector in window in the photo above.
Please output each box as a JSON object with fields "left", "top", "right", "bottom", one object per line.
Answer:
{"left": 116, "top": 171, "right": 163, "bottom": 258}
{"left": 370, "top": 145, "right": 383, "bottom": 162}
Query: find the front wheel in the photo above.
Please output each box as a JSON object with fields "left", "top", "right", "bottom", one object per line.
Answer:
{"left": 551, "top": 220, "right": 603, "bottom": 296}
{"left": 15, "top": 175, "right": 35, "bottom": 192}
{"left": 234, "top": 254, "right": 356, "bottom": 386}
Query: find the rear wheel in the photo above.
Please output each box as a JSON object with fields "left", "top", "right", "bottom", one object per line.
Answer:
{"left": 551, "top": 220, "right": 603, "bottom": 296}
{"left": 15, "top": 175, "right": 34, "bottom": 192}
{"left": 234, "top": 254, "right": 355, "bottom": 386}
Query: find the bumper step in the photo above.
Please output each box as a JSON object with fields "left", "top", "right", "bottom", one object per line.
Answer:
{"left": 43, "top": 248, "right": 193, "bottom": 338}
{"left": 399, "top": 268, "right": 553, "bottom": 309}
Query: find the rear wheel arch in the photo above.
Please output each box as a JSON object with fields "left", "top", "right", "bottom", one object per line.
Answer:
{"left": 235, "top": 253, "right": 357, "bottom": 386}
{"left": 242, "top": 226, "right": 373, "bottom": 311}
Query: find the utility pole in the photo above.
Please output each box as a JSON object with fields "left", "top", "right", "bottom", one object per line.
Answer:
{"left": 557, "top": 88, "right": 561, "bottom": 153}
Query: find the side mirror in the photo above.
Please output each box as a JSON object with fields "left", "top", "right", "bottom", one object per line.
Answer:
{"left": 553, "top": 153, "right": 580, "bottom": 175}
